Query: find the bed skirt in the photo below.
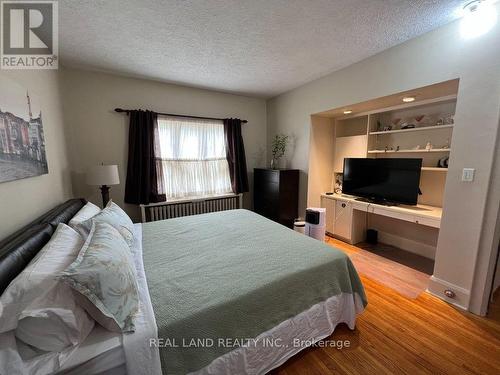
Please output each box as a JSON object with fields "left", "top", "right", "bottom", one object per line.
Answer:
{"left": 190, "top": 292, "right": 364, "bottom": 375}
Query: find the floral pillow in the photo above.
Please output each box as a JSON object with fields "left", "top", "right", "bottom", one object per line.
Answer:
{"left": 60, "top": 221, "right": 139, "bottom": 333}
{"left": 74, "top": 201, "right": 134, "bottom": 246}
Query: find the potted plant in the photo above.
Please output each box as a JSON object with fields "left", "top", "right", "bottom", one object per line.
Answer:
{"left": 271, "top": 134, "right": 289, "bottom": 169}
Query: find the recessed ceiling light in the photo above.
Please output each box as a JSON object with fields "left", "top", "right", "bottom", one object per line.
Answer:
{"left": 343, "top": 110, "right": 353, "bottom": 114}
{"left": 402, "top": 96, "right": 416, "bottom": 103}
{"left": 461, "top": 0, "right": 497, "bottom": 39}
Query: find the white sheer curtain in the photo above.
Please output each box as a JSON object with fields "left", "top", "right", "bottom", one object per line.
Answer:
{"left": 156, "top": 115, "right": 233, "bottom": 200}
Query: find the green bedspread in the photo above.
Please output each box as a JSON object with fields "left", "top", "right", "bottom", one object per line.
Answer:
{"left": 142, "top": 209, "right": 366, "bottom": 375}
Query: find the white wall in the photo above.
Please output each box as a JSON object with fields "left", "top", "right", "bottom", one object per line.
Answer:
{"left": 307, "top": 116, "right": 335, "bottom": 209}
{"left": 60, "top": 68, "right": 267, "bottom": 221}
{"left": 267, "top": 7, "right": 500, "bottom": 313}
{"left": 0, "top": 71, "right": 73, "bottom": 239}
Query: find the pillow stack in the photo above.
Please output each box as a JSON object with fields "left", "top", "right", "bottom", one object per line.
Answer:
{"left": 0, "top": 223, "right": 95, "bottom": 352}
{"left": 0, "top": 200, "right": 139, "bottom": 357}
{"left": 72, "top": 201, "right": 135, "bottom": 246}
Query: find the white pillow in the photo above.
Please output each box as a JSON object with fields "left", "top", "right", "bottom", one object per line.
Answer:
{"left": 74, "top": 200, "right": 134, "bottom": 246}
{"left": 68, "top": 201, "right": 101, "bottom": 227}
{"left": 0, "top": 224, "right": 95, "bottom": 352}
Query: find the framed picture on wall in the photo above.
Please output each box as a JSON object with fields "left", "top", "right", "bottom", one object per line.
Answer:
{"left": 0, "top": 77, "right": 48, "bottom": 183}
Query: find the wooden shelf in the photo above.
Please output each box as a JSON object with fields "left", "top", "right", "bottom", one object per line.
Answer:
{"left": 369, "top": 124, "right": 454, "bottom": 135}
{"left": 421, "top": 167, "right": 448, "bottom": 172}
{"left": 367, "top": 148, "right": 451, "bottom": 154}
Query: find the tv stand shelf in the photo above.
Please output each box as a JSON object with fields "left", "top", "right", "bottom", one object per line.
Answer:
{"left": 320, "top": 193, "right": 442, "bottom": 244}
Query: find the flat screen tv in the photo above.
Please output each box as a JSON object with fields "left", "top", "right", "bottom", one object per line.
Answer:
{"left": 342, "top": 158, "right": 422, "bottom": 205}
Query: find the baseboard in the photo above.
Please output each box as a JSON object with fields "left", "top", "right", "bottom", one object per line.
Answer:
{"left": 377, "top": 231, "right": 436, "bottom": 260}
{"left": 427, "top": 275, "right": 470, "bottom": 310}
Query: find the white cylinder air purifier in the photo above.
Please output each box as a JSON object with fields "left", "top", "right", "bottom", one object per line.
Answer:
{"left": 305, "top": 208, "right": 326, "bottom": 241}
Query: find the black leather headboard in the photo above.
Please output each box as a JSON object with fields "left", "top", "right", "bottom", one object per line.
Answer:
{"left": 0, "top": 198, "right": 87, "bottom": 294}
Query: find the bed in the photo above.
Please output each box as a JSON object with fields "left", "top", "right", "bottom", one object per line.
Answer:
{"left": 0, "top": 199, "right": 366, "bottom": 375}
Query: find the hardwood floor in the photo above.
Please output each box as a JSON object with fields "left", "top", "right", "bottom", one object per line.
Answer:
{"left": 325, "top": 237, "right": 431, "bottom": 299}
{"left": 271, "top": 239, "right": 500, "bottom": 375}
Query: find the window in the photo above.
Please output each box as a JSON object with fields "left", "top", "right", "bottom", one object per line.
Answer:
{"left": 156, "top": 115, "right": 232, "bottom": 200}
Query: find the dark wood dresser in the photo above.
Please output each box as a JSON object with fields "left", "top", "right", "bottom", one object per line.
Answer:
{"left": 253, "top": 168, "right": 299, "bottom": 228}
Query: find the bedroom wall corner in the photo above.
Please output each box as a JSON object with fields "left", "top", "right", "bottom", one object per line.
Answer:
{"left": 0, "top": 70, "right": 73, "bottom": 239}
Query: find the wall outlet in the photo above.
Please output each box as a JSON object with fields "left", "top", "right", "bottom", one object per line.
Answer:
{"left": 462, "top": 168, "right": 475, "bottom": 182}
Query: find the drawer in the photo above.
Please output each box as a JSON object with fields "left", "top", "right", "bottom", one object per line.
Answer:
{"left": 254, "top": 182, "right": 279, "bottom": 198}
{"left": 255, "top": 169, "right": 279, "bottom": 184}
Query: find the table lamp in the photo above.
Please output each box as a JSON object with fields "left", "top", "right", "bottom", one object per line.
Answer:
{"left": 86, "top": 164, "right": 120, "bottom": 208}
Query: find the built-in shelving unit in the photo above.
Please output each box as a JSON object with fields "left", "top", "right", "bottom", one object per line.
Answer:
{"left": 421, "top": 167, "right": 448, "bottom": 172}
{"left": 368, "top": 148, "right": 451, "bottom": 154}
{"left": 309, "top": 79, "right": 459, "bottom": 262}
{"left": 366, "top": 96, "right": 455, "bottom": 180}
{"left": 369, "top": 124, "right": 453, "bottom": 135}
{"left": 324, "top": 91, "right": 457, "bottom": 208}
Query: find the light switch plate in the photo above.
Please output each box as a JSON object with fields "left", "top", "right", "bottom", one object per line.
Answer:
{"left": 462, "top": 168, "right": 475, "bottom": 182}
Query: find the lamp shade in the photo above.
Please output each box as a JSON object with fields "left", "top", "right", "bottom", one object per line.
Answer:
{"left": 86, "top": 165, "right": 120, "bottom": 186}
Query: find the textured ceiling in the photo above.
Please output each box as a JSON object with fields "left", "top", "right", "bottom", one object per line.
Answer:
{"left": 59, "top": 0, "right": 464, "bottom": 97}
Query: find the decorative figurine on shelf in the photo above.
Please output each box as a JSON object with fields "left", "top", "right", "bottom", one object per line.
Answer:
{"left": 334, "top": 173, "right": 343, "bottom": 194}
{"left": 415, "top": 115, "right": 432, "bottom": 127}
{"left": 401, "top": 123, "right": 416, "bottom": 130}
{"left": 443, "top": 114, "right": 454, "bottom": 125}
{"left": 383, "top": 125, "right": 392, "bottom": 132}
{"left": 437, "top": 156, "right": 449, "bottom": 168}
{"left": 414, "top": 145, "right": 421, "bottom": 150}
{"left": 396, "top": 146, "right": 400, "bottom": 151}
{"left": 400, "top": 116, "right": 418, "bottom": 130}
{"left": 425, "top": 141, "right": 432, "bottom": 151}
{"left": 384, "top": 146, "right": 389, "bottom": 152}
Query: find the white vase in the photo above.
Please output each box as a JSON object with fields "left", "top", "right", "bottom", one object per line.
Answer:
{"left": 270, "top": 158, "right": 277, "bottom": 169}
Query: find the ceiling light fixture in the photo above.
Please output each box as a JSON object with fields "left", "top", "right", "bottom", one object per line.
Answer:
{"left": 402, "top": 96, "right": 416, "bottom": 103}
{"left": 461, "top": 0, "right": 498, "bottom": 39}
{"left": 343, "top": 110, "right": 353, "bottom": 114}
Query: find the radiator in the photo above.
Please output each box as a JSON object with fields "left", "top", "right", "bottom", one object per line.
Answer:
{"left": 140, "top": 193, "right": 243, "bottom": 223}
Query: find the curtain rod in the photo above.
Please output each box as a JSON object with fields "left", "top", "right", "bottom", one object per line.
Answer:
{"left": 114, "top": 108, "right": 247, "bottom": 123}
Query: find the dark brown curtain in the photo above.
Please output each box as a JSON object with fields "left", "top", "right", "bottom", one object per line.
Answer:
{"left": 124, "top": 110, "right": 166, "bottom": 204}
{"left": 223, "top": 118, "right": 249, "bottom": 194}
